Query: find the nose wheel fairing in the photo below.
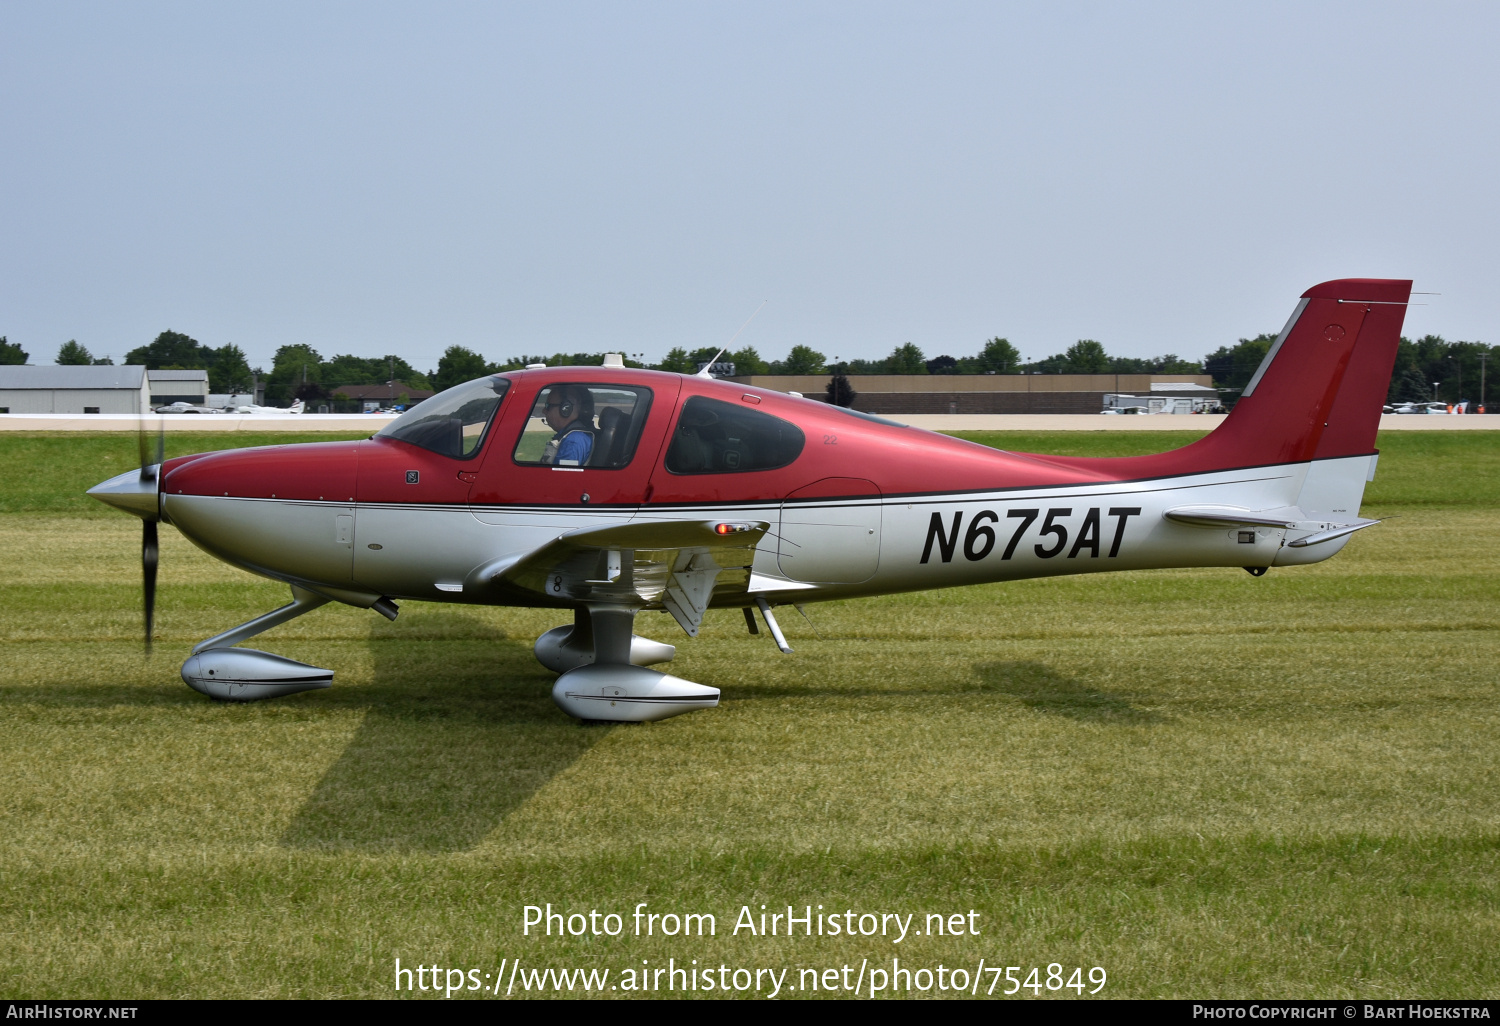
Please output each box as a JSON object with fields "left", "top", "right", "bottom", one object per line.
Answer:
{"left": 182, "top": 648, "right": 332, "bottom": 701}
{"left": 179, "top": 584, "right": 339, "bottom": 702}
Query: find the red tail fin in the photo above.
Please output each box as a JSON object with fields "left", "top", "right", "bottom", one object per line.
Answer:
{"left": 1195, "top": 277, "right": 1412, "bottom": 467}
{"left": 1034, "top": 279, "right": 1412, "bottom": 480}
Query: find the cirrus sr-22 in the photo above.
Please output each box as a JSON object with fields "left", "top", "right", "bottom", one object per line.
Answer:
{"left": 90, "top": 278, "right": 1410, "bottom": 722}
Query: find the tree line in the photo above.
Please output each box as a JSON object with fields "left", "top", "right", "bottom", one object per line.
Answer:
{"left": 1204, "top": 333, "right": 1496, "bottom": 405}
{"left": 643, "top": 338, "right": 1201, "bottom": 377}
{"left": 426, "top": 338, "right": 1203, "bottom": 387}
{"left": 6, "top": 329, "right": 1495, "bottom": 408}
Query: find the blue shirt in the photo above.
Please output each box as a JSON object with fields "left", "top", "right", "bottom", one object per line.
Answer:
{"left": 552, "top": 427, "right": 594, "bottom": 466}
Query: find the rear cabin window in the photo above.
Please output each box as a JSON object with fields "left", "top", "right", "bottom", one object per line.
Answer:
{"left": 512, "top": 384, "right": 653, "bottom": 468}
{"left": 376, "top": 376, "right": 510, "bottom": 459}
{"left": 665, "top": 396, "right": 805, "bottom": 474}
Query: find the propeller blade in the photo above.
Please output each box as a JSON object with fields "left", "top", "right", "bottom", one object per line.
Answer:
{"left": 135, "top": 408, "right": 164, "bottom": 653}
{"left": 138, "top": 412, "right": 164, "bottom": 482}
{"left": 143, "top": 519, "right": 158, "bottom": 654}
{"left": 138, "top": 417, "right": 150, "bottom": 480}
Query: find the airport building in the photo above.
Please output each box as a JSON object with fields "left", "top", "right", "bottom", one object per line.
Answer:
{"left": 0, "top": 366, "right": 213, "bottom": 414}
{"left": 331, "top": 382, "right": 436, "bottom": 412}
{"left": 147, "top": 369, "right": 210, "bottom": 406}
{"left": 0, "top": 365, "right": 153, "bottom": 414}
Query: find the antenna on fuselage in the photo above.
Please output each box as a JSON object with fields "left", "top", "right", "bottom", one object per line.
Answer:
{"left": 695, "top": 299, "right": 768, "bottom": 378}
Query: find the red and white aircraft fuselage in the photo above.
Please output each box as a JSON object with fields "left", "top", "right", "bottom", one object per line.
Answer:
{"left": 90, "top": 278, "right": 1411, "bottom": 720}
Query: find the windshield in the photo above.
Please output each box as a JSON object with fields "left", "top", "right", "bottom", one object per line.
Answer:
{"left": 376, "top": 376, "right": 510, "bottom": 459}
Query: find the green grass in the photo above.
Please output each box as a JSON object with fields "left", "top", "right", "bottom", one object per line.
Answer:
{"left": 1, "top": 431, "right": 1498, "bottom": 998}
{"left": 0, "top": 432, "right": 372, "bottom": 516}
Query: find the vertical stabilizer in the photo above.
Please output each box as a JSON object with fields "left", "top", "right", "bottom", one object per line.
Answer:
{"left": 1028, "top": 279, "right": 1412, "bottom": 483}
{"left": 1191, "top": 278, "right": 1412, "bottom": 468}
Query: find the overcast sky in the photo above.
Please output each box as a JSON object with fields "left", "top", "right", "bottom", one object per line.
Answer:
{"left": 3, "top": 1, "right": 1497, "bottom": 371}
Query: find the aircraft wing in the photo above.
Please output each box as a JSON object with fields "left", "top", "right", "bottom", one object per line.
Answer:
{"left": 469, "top": 518, "right": 771, "bottom": 637}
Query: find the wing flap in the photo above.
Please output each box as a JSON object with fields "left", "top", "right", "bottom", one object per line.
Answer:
{"left": 476, "top": 519, "right": 770, "bottom": 634}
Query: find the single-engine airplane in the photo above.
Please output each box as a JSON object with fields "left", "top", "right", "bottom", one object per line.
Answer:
{"left": 89, "top": 278, "right": 1411, "bottom": 721}
{"left": 230, "top": 399, "right": 305, "bottom": 415}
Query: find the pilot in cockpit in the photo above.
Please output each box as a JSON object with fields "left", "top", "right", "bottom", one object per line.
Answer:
{"left": 540, "top": 385, "right": 595, "bottom": 466}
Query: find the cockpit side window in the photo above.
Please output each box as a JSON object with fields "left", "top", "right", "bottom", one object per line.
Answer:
{"left": 375, "top": 376, "right": 510, "bottom": 459}
{"left": 512, "top": 385, "right": 654, "bottom": 468}
{"left": 664, "top": 396, "right": 805, "bottom": 474}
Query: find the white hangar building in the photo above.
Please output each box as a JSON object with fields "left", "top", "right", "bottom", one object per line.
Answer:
{"left": 0, "top": 366, "right": 211, "bottom": 414}
{"left": 146, "top": 369, "right": 210, "bottom": 405}
{"left": 0, "top": 365, "right": 151, "bottom": 414}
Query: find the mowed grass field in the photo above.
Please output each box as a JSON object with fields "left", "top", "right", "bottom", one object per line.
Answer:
{"left": 1, "top": 429, "right": 1498, "bottom": 999}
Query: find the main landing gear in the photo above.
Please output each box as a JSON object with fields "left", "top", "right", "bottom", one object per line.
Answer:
{"left": 536, "top": 605, "right": 719, "bottom": 722}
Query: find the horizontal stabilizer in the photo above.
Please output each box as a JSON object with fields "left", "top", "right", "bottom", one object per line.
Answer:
{"left": 1164, "top": 505, "right": 1301, "bottom": 528}
{"left": 1165, "top": 505, "right": 1381, "bottom": 549}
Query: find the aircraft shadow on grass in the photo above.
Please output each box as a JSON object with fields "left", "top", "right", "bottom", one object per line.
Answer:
{"left": 279, "top": 611, "right": 611, "bottom": 854}
{"left": 974, "top": 661, "right": 1168, "bottom": 725}
{"left": 712, "top": 658, "right": 1164, "bottom": 725}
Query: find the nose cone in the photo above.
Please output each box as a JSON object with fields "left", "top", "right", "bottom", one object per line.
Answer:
{"left": 88, "top": 467, "right": 160, "bottom": 519}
